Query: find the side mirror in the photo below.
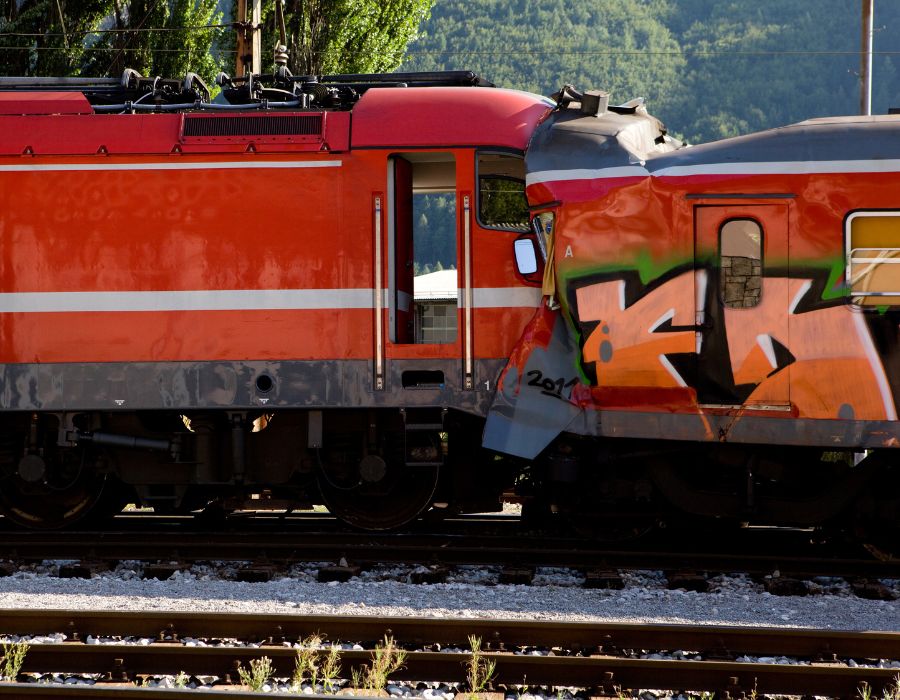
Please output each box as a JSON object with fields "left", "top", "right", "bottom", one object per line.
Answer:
{"left": 514, "top": 238, "right": 539, "bottom": 275}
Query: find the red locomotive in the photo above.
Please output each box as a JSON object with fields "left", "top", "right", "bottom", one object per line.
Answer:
{"left": 0, "top": 71, "right": 897, "bottom": 545}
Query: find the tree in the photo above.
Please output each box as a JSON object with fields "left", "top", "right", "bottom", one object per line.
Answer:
{"left": 0, "top": 0, "right": 222, "bottom": 79}
{"left": 404, "top": 0, "right": 900, "bottom": 144}
{"left": 0, "top": 0, "right": 110, "bottom": 75}
{"left": 402, "top": 0, "right": 685, "bottom": 120}
{"left": 653, "top": 0, "right": 900, "bottom": 142}
{"left": 266, "top": 0, "right": 433, "bottom": 76}
{"left": 1, "top": 0, "right": 434, "bottom": 82}
{"left": 82, "top": 0, "right": 222, "bottom": 81}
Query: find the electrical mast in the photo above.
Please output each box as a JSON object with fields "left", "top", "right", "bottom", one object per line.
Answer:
{"left": 235, "top": 0, "right": 261, "bottom": 76}
{"left": 860, "top": 0, "right": 874, "bottom": 115}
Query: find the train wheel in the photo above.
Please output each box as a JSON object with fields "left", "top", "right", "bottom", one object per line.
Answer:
{"left": 0, "top": 448, "right": 107, "bottom": 529}
{"left": 852, "top": 455, "right": 900, "bottom": 560}
{"left": 318, "top": 455, "right": 439, "bottom": 531}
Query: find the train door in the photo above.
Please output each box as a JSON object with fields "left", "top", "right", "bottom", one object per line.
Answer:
{"left": 694, "top": 203, "right": 791, "bottom": 408}
{"left": 380, "top": 152, "right": 467, "bottom": 389}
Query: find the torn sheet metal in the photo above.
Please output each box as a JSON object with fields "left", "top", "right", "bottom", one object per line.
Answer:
{"left": 483, "top": 305, "right": 585, "bottom": 459}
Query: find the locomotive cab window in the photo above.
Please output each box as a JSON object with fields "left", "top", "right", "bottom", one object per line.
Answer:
{"left": 388, "top": 153, "right": 458, "bottom": 344}
{"left": 720, "top": 218, "right": 762, "bottom": 309}
{"left": 846, "top": 211, "right": 900, "bottom": 307}
{"left": 477, "top": 153, "right": 529, "bottom": 232}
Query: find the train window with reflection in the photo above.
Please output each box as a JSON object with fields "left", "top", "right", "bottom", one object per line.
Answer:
{"left": 477, "top": 153, "right": 529, "bottom": 231}
{"left": 846, "top": 211, "right": 900, "bottom": 307}
{"left": 720, "top": 219, "right": 762, "bottom": 309}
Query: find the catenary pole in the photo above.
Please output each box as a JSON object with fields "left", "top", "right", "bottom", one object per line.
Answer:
{"left": 860, "top": 0, "right": 874, "bottom": 115}
{"left": 235, "top": 0, "right": 261, "bottom": 76}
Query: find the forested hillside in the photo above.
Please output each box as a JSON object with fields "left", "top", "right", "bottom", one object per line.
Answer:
{"left": 403, "top": 0, "right": 900, "bottom": 144}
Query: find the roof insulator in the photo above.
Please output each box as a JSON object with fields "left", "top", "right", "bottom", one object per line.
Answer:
{"left": 274, "top": 44, "right": 289, "bottom": 68}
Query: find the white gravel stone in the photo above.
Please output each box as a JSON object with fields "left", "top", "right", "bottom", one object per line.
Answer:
{"left": 0, "top": 564, "right": 893, "bottom": 630}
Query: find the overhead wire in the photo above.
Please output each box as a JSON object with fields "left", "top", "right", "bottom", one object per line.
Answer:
{"left": 0, "top": 24, "right": 233, "bottom": 37}
{"left": 103, "top": 0, "right": 165, "bottom": 74}
{"left": 2, "top": 43, "right": 900, "bottom": 57}
{"left": 0, "top": 45, "right": 238, "bottom": 52}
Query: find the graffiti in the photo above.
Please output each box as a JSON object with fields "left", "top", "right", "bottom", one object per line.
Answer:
{"left": 525, "top": 369, "right": 579, "bottom": 401}
{"left": 575, "top": 270, "right": 697, "bottom": 389}
{"left": 569, "top": 268, "right": 897, "bottom": 421}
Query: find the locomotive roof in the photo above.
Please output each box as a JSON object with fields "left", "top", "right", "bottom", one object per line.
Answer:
{"left": 526, "top": 92, "right": 900, "bottom": 185}
{"left": 15, "top": 69, "right": 896, "bottom": 167}
{"left": 351, "top": 87, "right": 552, "bottom": 150}
{"left": 0, "top": 70, "right": 552, "bottom": 155}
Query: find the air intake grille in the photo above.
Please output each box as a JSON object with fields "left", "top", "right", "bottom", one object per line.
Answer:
{"left": 183, "top": 114, "right": 323, "bottom": 137}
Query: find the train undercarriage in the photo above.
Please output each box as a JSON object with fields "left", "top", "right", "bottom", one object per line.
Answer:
{"left": 0, "top": 409, "right": 896, "bottom": 555}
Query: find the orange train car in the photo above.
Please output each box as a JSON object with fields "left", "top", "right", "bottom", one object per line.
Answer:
{"left": 486, "top": 86, "right": 900, "bottom": 544}
{"left": 0, "top": 72, "right": 897, "bottom": 545}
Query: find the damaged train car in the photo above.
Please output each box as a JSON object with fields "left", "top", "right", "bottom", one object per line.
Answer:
{"left": 486, "top": 85, "right": 900, "bottom": 545}
{"left": 0, "top": 70, "right": 898, "bottom": 547}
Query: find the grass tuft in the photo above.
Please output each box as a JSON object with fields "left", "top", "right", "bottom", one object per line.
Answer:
{"left": 351, "top": 634, "right": 406, "bottom": 692}
{"left": 466, "top": 635, "right": 496, "bottom": 700}
{"left": 0, "top": 641, "right": 28, "bottom": 681}
{"left": 238, "top": 655, "right": 272, "bottom": 692}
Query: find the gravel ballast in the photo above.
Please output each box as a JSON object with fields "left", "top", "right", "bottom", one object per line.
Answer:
{"left": 0, "top": 563, "right": 895, "bottom": 630}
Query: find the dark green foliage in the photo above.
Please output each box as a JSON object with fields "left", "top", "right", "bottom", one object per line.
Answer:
{"left": 405, "top": 0, "right": 900, "bottom": 144}
{"left": 402, "top": 0, "right": 684, "bottom": 112}
{"left": 267, "top": 0, "right": 433, "bottom": 76}
{"left": 1, "top": 0, "right": 432, "bottom": 83}
{"left": 0, "top": 0, "right": 111, "bottom": 75}
{"left": 413, "top": 193, "right": 456, "bottom": 274}
{"left": 663, "top": 0, "right": 881, "bottom": 142}
{"left": 0, "top": 0, "right": 223, "bottom": 81}
{"left": 479, "top": 177, "right": 528, "bottom": 231}
{"left": 81, "top": 0, "right": 222, "bottom": 80}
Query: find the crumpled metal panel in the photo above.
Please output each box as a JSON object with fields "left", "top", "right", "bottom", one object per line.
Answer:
{"left": 483, "top": 306, "right": 585, "bottom": 459}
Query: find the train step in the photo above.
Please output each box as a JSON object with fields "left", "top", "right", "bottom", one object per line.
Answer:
{"left": 401, "top": 408, "right": 446, "bottom": 467}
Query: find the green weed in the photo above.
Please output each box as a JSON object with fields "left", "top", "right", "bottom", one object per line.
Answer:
{"left": 0, "top": 641, "right": 28, "bottom": 681}
{"left": 238, "top": 655, "right": 272, "bottom": 692}
{"left": 466, "top": 635, "right": 496, "bottom": 700}
{"left": 352, "top": 634, "right": 406, "bottom": 692}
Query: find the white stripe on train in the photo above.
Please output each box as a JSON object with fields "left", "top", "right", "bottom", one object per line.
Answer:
{"left": 0, "top": 287, "right": 542, "bottom": 313}
{"left": 525, "top": 158, "right": 900, "bottom": 186}
{"left": 0, "top": 161, "right": 342, "bottom": 172}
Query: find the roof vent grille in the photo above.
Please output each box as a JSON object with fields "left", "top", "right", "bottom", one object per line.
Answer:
{"left": 183, "top": 114, "right": 323, "bottom": 137}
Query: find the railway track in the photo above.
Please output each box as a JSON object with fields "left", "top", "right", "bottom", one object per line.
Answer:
{"left": 0, "top": 611, "right": 896, "bottom": 697}
{"left": 0, "top": 514, "right": 896, "bottom": 583}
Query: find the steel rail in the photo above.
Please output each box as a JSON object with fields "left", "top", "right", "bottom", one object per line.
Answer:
{"left": 9, "top": 645, "right": 900, "bottom": 696}
{"left": 0, "top": 685, "right": 294, "bottom": 698}
{"left": 2, "top": 610, "right": 898, "bottom": 658}
{"left": 0, "top": 611, "right": 897, "bottom": 696}
{"left": 0, "top": 527, "right": 896, "bottom": 579}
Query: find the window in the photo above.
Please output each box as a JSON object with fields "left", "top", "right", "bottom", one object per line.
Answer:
{"left": 477, "top": 153, "right": 528, "bottom": 231}
{"left": 416, "top": 301, "right": 458, "bottom": 344}
{"left": 846, "top": 211, "right": 900, "bottom": 307}
{"left": 720, "top": 219, "right": 762, "bottom": 309}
